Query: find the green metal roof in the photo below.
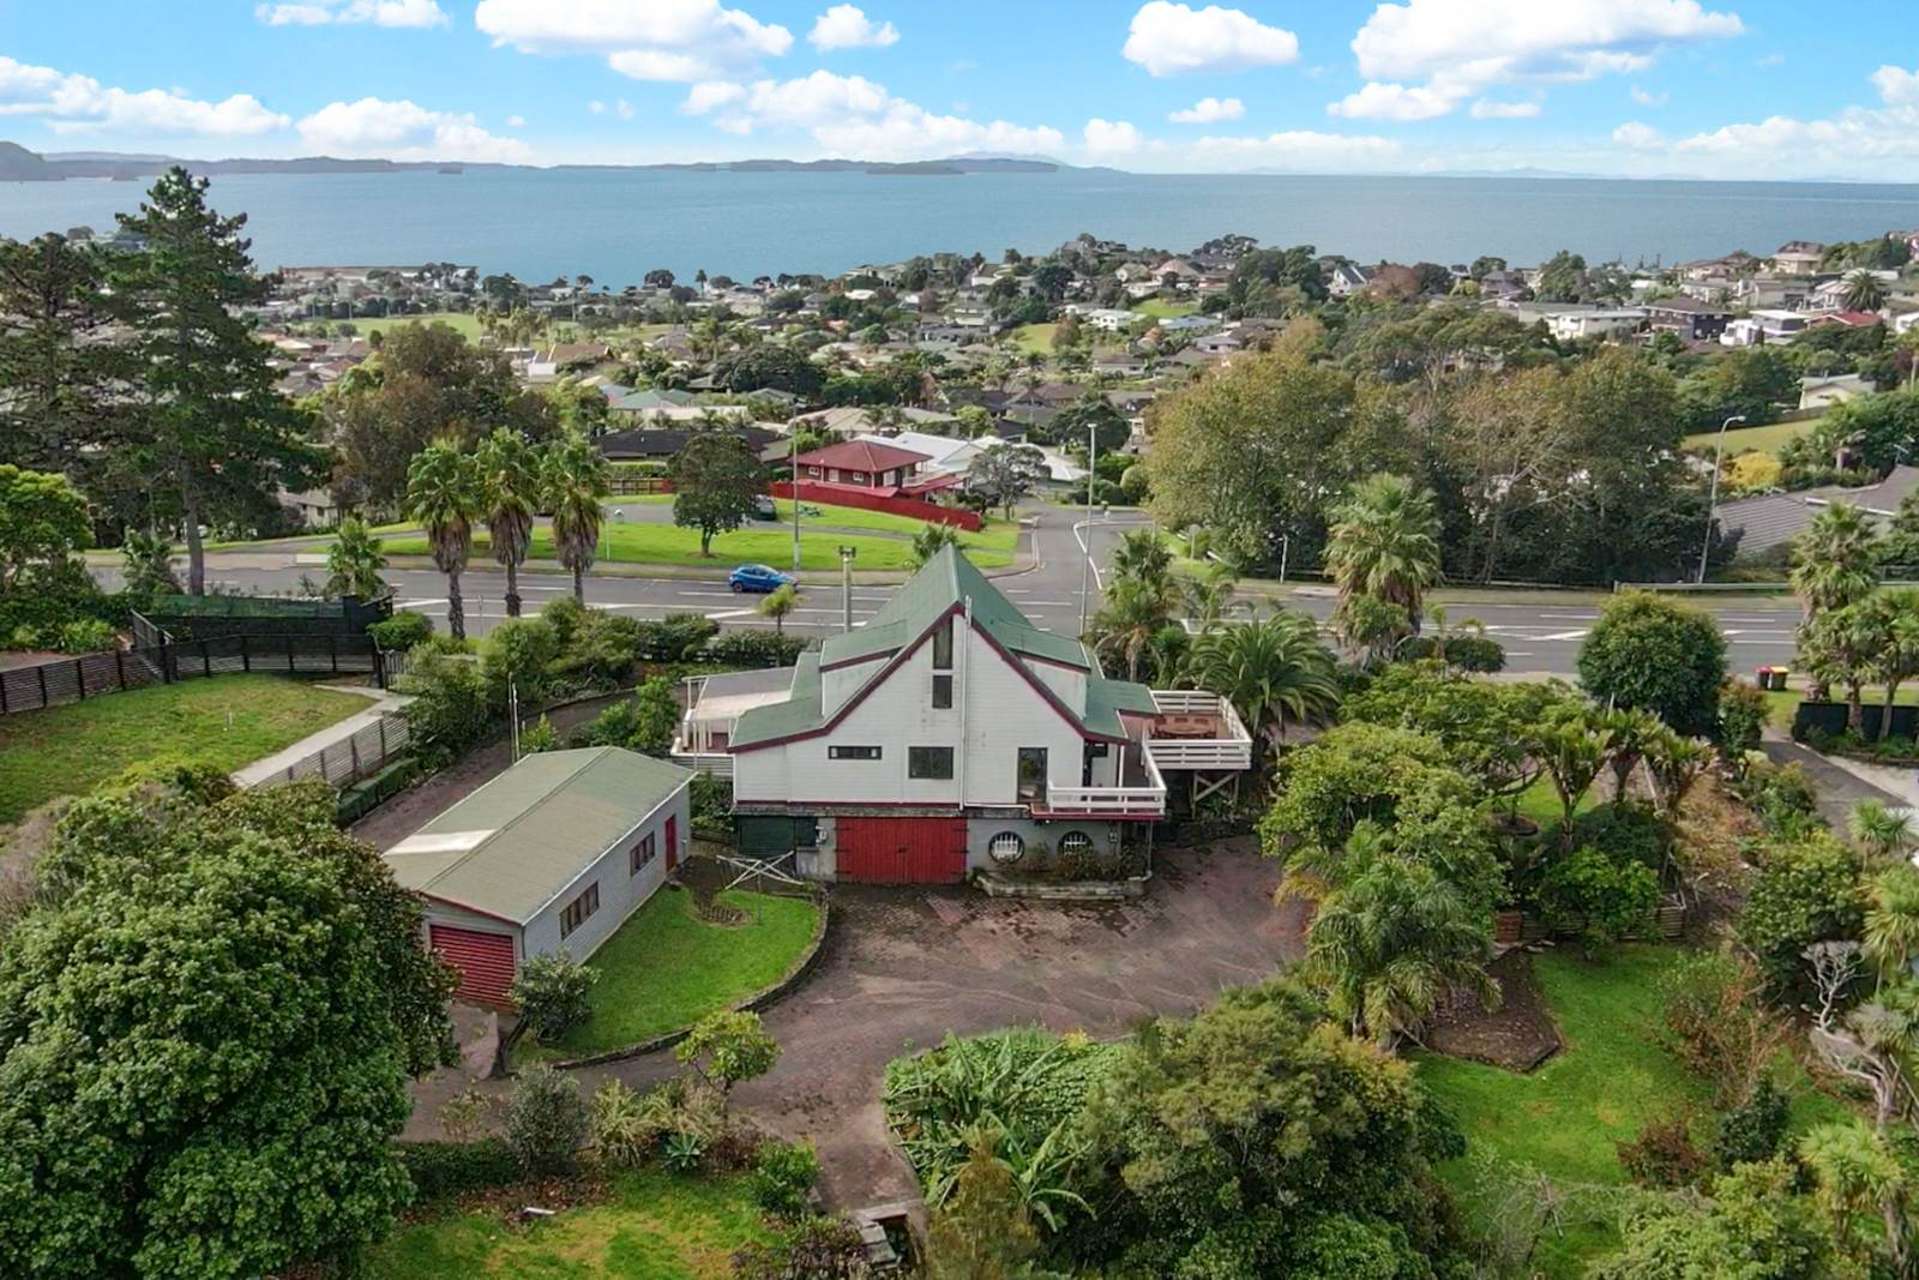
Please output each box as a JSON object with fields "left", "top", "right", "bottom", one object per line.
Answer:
{"left": 383, "top": 747, "right": 690, "bottom": 924}
{"left": 730, "top": 546, "right": 1150, "bottom": 749}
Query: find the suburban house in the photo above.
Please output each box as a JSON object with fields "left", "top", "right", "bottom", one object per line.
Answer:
{"left": 1718, "top": 465, "right": 1919, "bottom": 561}
{"left": 1546, "top": 308, "right": 1646, "bottom": 342}
{"left": 598, "top": 423, "right": 787, "bottom": 465}
{"left": 671, "top": 547, "right": 1251, "bottom": 884}
{"left": 1721, "top": 310, "right": 1811, "bottom": 346}
{"left": 382, "top": 747, "right": 692, "bottom": 1006}
{"left": 851, "top": 430, "right": 981, "bottom": 480}
{"left": 789, "top": 405, "right": 963, "bottom": 437}
{"left": 1799, "top": 373, "right": 1875, "bottom": 411}
{"left": 1770, "top": 241, "right": 1827, "bottom": 276}
{"left": 791, "top": 439, "right": 957, "bottom": 496}
{"left": 1646, "top": 297, "right": 1734, "bottom": 342}
{"left": 1326, "top": 262, "right": 1370, "bottom": 297}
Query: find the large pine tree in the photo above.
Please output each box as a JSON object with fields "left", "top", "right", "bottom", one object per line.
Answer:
{"left": 0, "top": 233, "right": 128, "bottom": 490}
{"left": 110, "top": 167, "right": 320, "bottom": 593}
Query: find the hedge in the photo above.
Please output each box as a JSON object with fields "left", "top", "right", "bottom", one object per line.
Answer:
{"left": 704, "top": 631, "right": 810, "bottom": 668}
{"left": 335, "top": 755, "right": 420, "bottom": 825}
{"left": 397, "top": 1139, "right": 521, "bottom": 1205}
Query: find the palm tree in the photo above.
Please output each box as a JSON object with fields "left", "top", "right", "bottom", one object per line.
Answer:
{"left": 759, "top": 582, "right": 798, "bottom": 634}
{"left": 404, "top": 439, "right": 482, "bottom": 641}
{"left": 1854, "top": 801, "right": 1917, "bottom": 864}
{"left": 475, "top": 428, "right": 539, "bottom": 618}
{"left": 1864, "top": 863, "right": 1919, "bottom": 981}
{"left": 1843, "top": 269, "right": 1889, "bottom": 313}
{"left": 1187, "top": 610, "right": 1338, "bottom": 766}
{"left": 1326, "top": 472, "right": 1444, "bottom": 637}
{"left": 1791, "top": 503, "right": 1880, "bottom": 621}
{"left": 1304, "top": 830, "right": 1498, "bottom": 1047}
{"left": 1865, "top": 589, "right": 1919, "bottom": 740}
{"left": 1109, "top": 527, "right": 1173, "bottom": 591}
{"left": 323, "top": 517, "right": 388, "bottom": 601}
{"left": 1089, "top": 576, "right": 1177, "bottom": 682}
{"left": 1183, "top": 562, "right": 1242, "bottom": 633}
{"left": 911, "top": 523, "right": 962, "bottom": 568}
{"left": 544, "top": 432, "right": 611, "bottom": 605}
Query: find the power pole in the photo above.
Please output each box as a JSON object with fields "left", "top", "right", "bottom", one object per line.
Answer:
{"left": 1078, "top": 421, "right": 1098, "bottom": 636}
{"left": 790, "top": 432, "right": 803, "bottom": 574}
{"left": 839, "top": 545, "right": 857, "bottom": 633}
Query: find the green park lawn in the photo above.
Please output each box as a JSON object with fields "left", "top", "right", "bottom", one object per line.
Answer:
{"left": 361, "top": 1169, "right": 769, "bottom": 1280}
{"left": 763, "top": 499, "right": 1020, "bottom": 552}
{"left": 354, "top": 311, "right": 487, "bottom": 341}
{"left": 1419, "top": 946, "right": 1849, "bottom": 1277}
{"left": 1010, "top": 322, "right": 1057, "bottom": 356}
{"left": 0, "top": 675, "right": 370, "bottom": 823}
{"left": 1682, "top": 419, "right": 1815, "bottom": 457}
{"left": 1762, "top": 685, "right": 1919, "bottom": 730}
{"left": 519, "top": 888, "right": 821, "bottom": 1062}
{"left": 1131, "top": 298, "right": 1200, "bottom": 320}
{"left": 389, "top": 521, "right": 1012, "bottom": 572}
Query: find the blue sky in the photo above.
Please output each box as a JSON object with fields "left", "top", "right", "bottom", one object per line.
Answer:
{"left": 2, "top": 1, "right": 1917, "bottom": 179}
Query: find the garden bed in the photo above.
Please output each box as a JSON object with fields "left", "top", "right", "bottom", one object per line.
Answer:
{"left": 1424, "top": 949, "right": 1561, "bottom": 1072}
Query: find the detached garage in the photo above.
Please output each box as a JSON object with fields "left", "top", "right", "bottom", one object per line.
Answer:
{"left": 383, "top": 746, "right": 692, "bottom": 1007}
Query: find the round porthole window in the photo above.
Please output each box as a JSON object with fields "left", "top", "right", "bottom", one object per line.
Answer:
{"left": 1058, "top": 831, "right": 1094, "bottom": 857}
{"left": 988, "top": 831, "right": 1026, "bottom": 863}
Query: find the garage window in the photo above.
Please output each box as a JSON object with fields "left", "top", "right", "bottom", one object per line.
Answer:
{"left": 631, "top": 832, "right": 657, "bottom": 875}
{"left": 988, "top": 831, "right": 1025, "bottom": 863}
{"left": 1058, "top": 831, "right": 1094, "bottom": 857}
{"left": 560, "top": 882, "right": 600, "bottom": 939}
{"left": 908, "top": 746, "right": 955, "bottom": 780}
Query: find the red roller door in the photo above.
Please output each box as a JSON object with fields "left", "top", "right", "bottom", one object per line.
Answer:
{"left": 836, "top": 816, "right": 968, "bottom": 884}
{"left": 429, "top": 924, "right": 518, "bottom": 1007}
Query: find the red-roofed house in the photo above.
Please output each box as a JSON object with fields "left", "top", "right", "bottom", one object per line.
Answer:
{"left": 792, "top": 439, "right": 956, "bottom": 496}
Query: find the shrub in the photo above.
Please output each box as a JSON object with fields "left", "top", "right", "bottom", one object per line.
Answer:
{"left": 704, "top": 629, "right": 809, "bottom": 669}
{"left": 641, "top": 613, "right": 720, "bottom": 663}
{"left": 750, "top": 1140, "right": 821, "bottom": 1218}
{"left": 520, "top": 715, "right": 560, "bottom": 753}
{"left": 1616, "top": 1112, "right": 1708, "bottom": 1189}
{"left": 587, "top": 1079, "right": 664, "bottom": 1170}
{"left": 540, "top": 595, "right": 590, "bottom": 648}
{"left": 1738, "top": 761, "right": 1822, "bottom": 835}
{"left": 1661, "top": 951, "right": 1788, "bottom": 1106}
{"left": 368, "top": 611, "right": 433, "bottom": 651}
{"left": 335, "top": 755, "right": 420, "bottom": 825}
{"left": 1443, "top": 634, "right": 1506, "bottom": 673}
{"left": 1737, "top": 832, "right": 1864, "bottom": 992}
{"left": 732, "top": 1216, "right": 874, "bottom": 1280}
{"left": 398, "top": 1139, "right": 521, "bottom": 1204}
{"left": 1577, "top": 592, "right": 1728, "bottom": 738}
{"left": 552, "top": 611, "right": 647, "bottom": 687}
{"left": 503, "top": 1065, "right": 589, "bottom": 1176}
{"left": 676, "top": 1010, "right": 779, "bottom": 1104}
{"left": 481, "top": 617, "right": 560, "bottom": 703}
{"left": 1714, "top": 1078, "right": 1792, "bottom": 1171}
{"left": 1539, "top": 847, "right": 1661, "bottom": 949}
{"left": 399, "top": 646, "right": 499, "bottom": 767}
{"left": 1718, "top": 679, "right": 1770, "bottom": 759}
{"left": 578, "top": 679, "right": 680, "bottom": 756}
{"left": 54, "top": 618, "right": 115, "bottom": 654}
{"left": 691, "top": 774, "right": 733, "bottom": 840}
{"left": 510, "top": 951, "right": 598, "bottom": 1044}
{"left": 661, "top": 1131, "right": 707, "bottom": 1174}
{"left": 1565, "top": 802, "right": 1669, "bottom": 870}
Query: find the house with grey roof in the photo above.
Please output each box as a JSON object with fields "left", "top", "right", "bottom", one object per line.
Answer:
{"left": 1717, "top": 465, "right": 1919, "bottom": 562}
{"left": 672, "top": 547, "right": 1250, "bottom": 884}
{"left": 382, "top": 747, "right": 692, "bottom": 1006}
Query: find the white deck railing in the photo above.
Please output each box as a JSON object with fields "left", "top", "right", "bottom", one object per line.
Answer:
{"left": 1040, "top": 750, "right": 1167, "bottom": 817}
{"left": 1144, "top": 690, "right": 1253, "bottom": 771}
{"left": 669, "top": 739, "right": 734, "bottom": 777}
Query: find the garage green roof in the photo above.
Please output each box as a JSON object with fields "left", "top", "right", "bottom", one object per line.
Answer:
{"left": 382, "top": 747, "right": 690, "bottom": 924}
{"left": 730, "top": 653, "right": 824, "bottom": 749}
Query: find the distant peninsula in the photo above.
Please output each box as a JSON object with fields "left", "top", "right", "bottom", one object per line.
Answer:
{"left": 0, "top": 141, "right": 1077, "bottom": 182}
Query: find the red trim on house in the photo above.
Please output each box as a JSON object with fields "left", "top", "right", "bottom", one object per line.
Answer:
{"left": 737, "top": 800, "right": 1158, "bottom": 822}
{"left": 731, "top": 603, "right": 1127, "bottom": 753}
{"left": 421, "top": 893, "right": 522, "bottom": 926}
{"left": 819, "top": 649, "right": 901, "bottom": 673}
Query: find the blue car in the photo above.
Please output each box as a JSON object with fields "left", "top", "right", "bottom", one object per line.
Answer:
{"left": 729, "top": 564, "right": 794, "bottom": 594}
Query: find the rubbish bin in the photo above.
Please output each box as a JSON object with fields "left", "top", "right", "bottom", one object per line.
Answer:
{"left": 1770, "top": 668, "right": 1789, "bottom": 692}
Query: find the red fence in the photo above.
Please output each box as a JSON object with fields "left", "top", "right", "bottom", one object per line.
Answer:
{"left": 771, "top": 481, "right": 983, "bottom": 531}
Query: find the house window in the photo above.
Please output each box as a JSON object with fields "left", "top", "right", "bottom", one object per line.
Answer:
{"left": 1058, "top": 831, "right": 1094, "bottom": 857}
{"left": 931, "top": 617, "right": 953, "bottom": 670}
{"left": 988, "top": 831, "right": 1026, "bottom": 863}
{"left": 829, "top": 745, "right": 882, "bottom": 761}
{"left": 932, "top": 674, "right": 953, "bottom": 709}
{"left": 559, "top": 882, "right": 600, "bottom": 939}
{"left": 630, "top": 832, "right": 657, "bottom": 875}
{"left": 908, "top": 746, "right": 955, "bottom": 780}
{"left": 1017, "top": 748, "right": 1048, "bottom": 803}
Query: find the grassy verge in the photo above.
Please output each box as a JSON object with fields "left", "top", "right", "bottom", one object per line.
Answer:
{"left": 1131, "top": 298, "right": 1199, "bottom": 320}
{"left": 1682, "top": 419, "right": 1816, "bottom": 457}
{"left": 361, "top": 1169, "right": 769, "bottom": 1279}
{"left": 1763, "top": 685, "right": 1919, "bottom": 730}
{"left": 1010, "top": 323, "right": 1057, "bottom": 356}
{"left": 353, "top": 312, "right": 486, "bottom": 341}
{"left": 1419, "top": 946, "right": 1849, "bottom": 1277}
{"left": 519, "top": 888, "right": 821, "bottom": 1062}
{"left": 388, "top": 524, "right": 1011, "bottom": 572}
{"left": 0, "top": 675, "right": 370, "bottom": 822}
{"left": 765, "top": 499, "right": 1020, "bottom": 553}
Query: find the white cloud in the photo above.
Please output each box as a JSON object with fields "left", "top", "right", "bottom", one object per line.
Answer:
{"left": 1630, "top": 84, "right": 1669, "bottom": 106}
{"left": 1469, "top": 98, "right": 1540, "bottom": 118}
{"left": 296, "top": 97, "right": 532, "bottom": 161}
{"left": 1122, "top": 2, "right": 1299, "bottom": 77}
{"left": 475, "top": 0, "right": 793, "bottom": 82}
{"left": 1872, "top": 64, "right": 1919, "bottom": 106}
{"left": 506, "top": 114, "right": 526, "bottom": 127}
{"left": 588, "top": 100, "right": 606, "bottom": 115}
{"left": 256, "top": 0, "right": 448, "bottom": 27}
{"left": 680, "top": 69, "right": 1062, "bottom": 160}
{"left": 1186, "top": 130, "right": 1400, "bottom": 171}
{"left": 616, "top": 98, "right": 635, "bottom": 120}
{"left": 1337, "top": 0, "right": 1742, "bottom": 121}
{"left": 1328, "top": 81, "right": 1456, "bottom": 120}
{"left": 1612, "top": 120, "right": 1664, "bottom": 148}
{"left": 808, "top": 5, "right": 899, "bottom": 52}
{"left": 1083, "top": 118, "right": 1145, "bottom": 154}
{"left": 0, "top": 56, "right": 289, "bottom": 136}
{"left": 1169, "top": 96, "right": 1243, "bottom": 123}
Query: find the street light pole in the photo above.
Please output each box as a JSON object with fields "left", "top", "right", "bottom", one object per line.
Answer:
{"left": 790, "top": 432, "right": 802, "bottom": 574}
{"left": 1078, "top": 422, "right": 1097, "bottom": 636}
{"left": 839, "top": 545, "right": 857, "bottom": 633}
{"left": 1697, "top": 413, "right": 1747, "bottom": 584}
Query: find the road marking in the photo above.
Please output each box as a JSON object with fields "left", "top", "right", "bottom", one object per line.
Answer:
{"left": 1534, "top": 630, "right": 1590, "bottom": 642}
{"left": 396, "top": 598, "right": 448, "bottom": 609}
{"left": 705, "top": 609, "right": 755, "bottom": 620}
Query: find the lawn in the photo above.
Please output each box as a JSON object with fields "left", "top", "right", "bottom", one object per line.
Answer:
{"left": 1682, "top": 419, "right": 1816, "bottom": 457}
{"left": 1010, "top": 322, "right": 1057, "bottom": 356}
{"left": 388, "top": 523, "right": 1012, "bottom": 572}
{"left": 520, "top": 888, "right": 821, "bottom": 1061}
{"left": 1763, "top": 685, "right": 1919, "bottom": 730}
{"left": 361, "top": 1169, "right": 769, "bottom": 1280}
{"left": 355, "top": 311, "right": 486, "bottom": 341}
{"left": 1131, "top": 298, "right": 1199, "bottom": 320}
{"left": 1419, "top": 946, "right": 1849, "bottom": 1277}
{"left": 0, "top": 675, "right": 370, "bottom": 823}
{"left": 766, "top": 500, "right": 1020, "bottom": 552}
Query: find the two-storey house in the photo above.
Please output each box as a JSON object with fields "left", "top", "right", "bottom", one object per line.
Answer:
{"left": 673, "top": 547, "right": 1250, "bottom": 883}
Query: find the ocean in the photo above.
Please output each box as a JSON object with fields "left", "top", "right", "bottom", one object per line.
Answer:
{"left": 3, "top": 167, "right": 1918, "bottom": 284}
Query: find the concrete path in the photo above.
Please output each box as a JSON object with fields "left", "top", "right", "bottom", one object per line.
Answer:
{"left": 1760, "top": 732, "right": 1906, "bottom": 830}
{"left": 231, "top": 685, "right": 405, "bottom": 787}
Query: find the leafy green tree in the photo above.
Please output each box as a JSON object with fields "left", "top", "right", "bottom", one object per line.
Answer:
{"left": 323, "top": 516, "right": 388, "bottom": 601}
{"left": 1739, "top": 831, "right": 1865, "bottom": 992}
{"left": 671, "top": 432, "right": 763, "bottom": 556}
{"left": 963, "top": 443, "right": 1048, "bottom": 520}
{"left": 925, "top": 1130, "right": 1044, "bottom": 1280}
{"left": 510, "top": 951, "right": 598, "bottom": 1044}
{"left": 405, "top": 438, "right": 482, "bottom": 640}
{"left": 0, "top": 464, "right": 89, "bottom": 592}
{"left": 676, "top": 1010, "right": 779, "bottom": 1113}
{"left": 544, "top": 431, "right": 610, "bottom": 604}
{"left": 1342, "top": 666, "right": 1565, "bottom": 801}
{"left": 0, "top": 233, "right": 127, "bottom": 486}
{"left": 715, "top": 344, "right": 826, "bottom": 398}
{"left": 1534, "top": 249, "right": 1589, "bottom": 302}
{"left": 1187, "top": 609, "right": 1338, "bottom": 766}
{"left": 1048, "top": 393, "right": 1129, "bottom": 455}
{"left": 475, "top": 428, "right": 540, "bottom": 617}
{"left": 1578, "top": 592, "right": 1728, "bottom": 738}
{"left": 481, "top": 616, "right": 560, "bottom": 705}
{"left": 1591, "top": 1159, "right": 1839, "bottom": 1280}
{"left": 0, "top": 780, "right": 454, "bottom": 1278}
{"left": 1326, "top": 473, "right": 1443, "bottom": 643}
{"left": 111, "top": 167, "right": 321, "bottom": 594}
{"left": 759, "top": 582, "right": 799, "bottom": 633}
{"left": 911, "top": 522, "right": 962, "bottom": 568}
{"left": 119, "top": 527, "right": 181, "bottom": 601}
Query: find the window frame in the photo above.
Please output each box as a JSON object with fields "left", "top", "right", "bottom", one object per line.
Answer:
{"left": 931, "top": 616, "right": 953, "bottom": 670}
{"left": 630, "top": 830, "right": 657, "bottom": 875}
{"left": 931, "top": 673, "right": 954, "bottom": 709}
{"left": 559, "top": 881, "right": 600, "bottom": 939}
{"left": 907, "top": 746, "right": 956, "bottom": 780}
{"left": 829, "top": 745, "right": 883, "bottom": 761}
{"left": 1017, "top": 747, "right": 1049, "bottom": 803}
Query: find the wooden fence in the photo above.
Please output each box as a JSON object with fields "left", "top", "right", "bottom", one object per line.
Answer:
{"left": 260, "top": 711, "right": 412, "bottom": 789}
{"left": 0, "top": 633, "right": 403, "bottom": 717}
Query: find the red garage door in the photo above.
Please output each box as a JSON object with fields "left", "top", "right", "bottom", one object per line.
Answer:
{"left": 429, "top": 924, "right": 518, "bottom": 1007}
{"left": 837, "top": 816, "right": 968, "bottom": 884}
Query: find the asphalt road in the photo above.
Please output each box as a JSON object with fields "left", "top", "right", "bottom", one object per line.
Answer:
{"left": 132, "top": 505, "right": 1804, "bottom": 678}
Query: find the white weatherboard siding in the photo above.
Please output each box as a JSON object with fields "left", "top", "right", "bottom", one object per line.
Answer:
{"left": 517, "top": 787, "right": 689, "bottom": 963}
{"left": 821, "top": 654, "right": 886, "bottom": 718}
{"left": 420, "top": 900, "right": 523, "bottom": 958}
